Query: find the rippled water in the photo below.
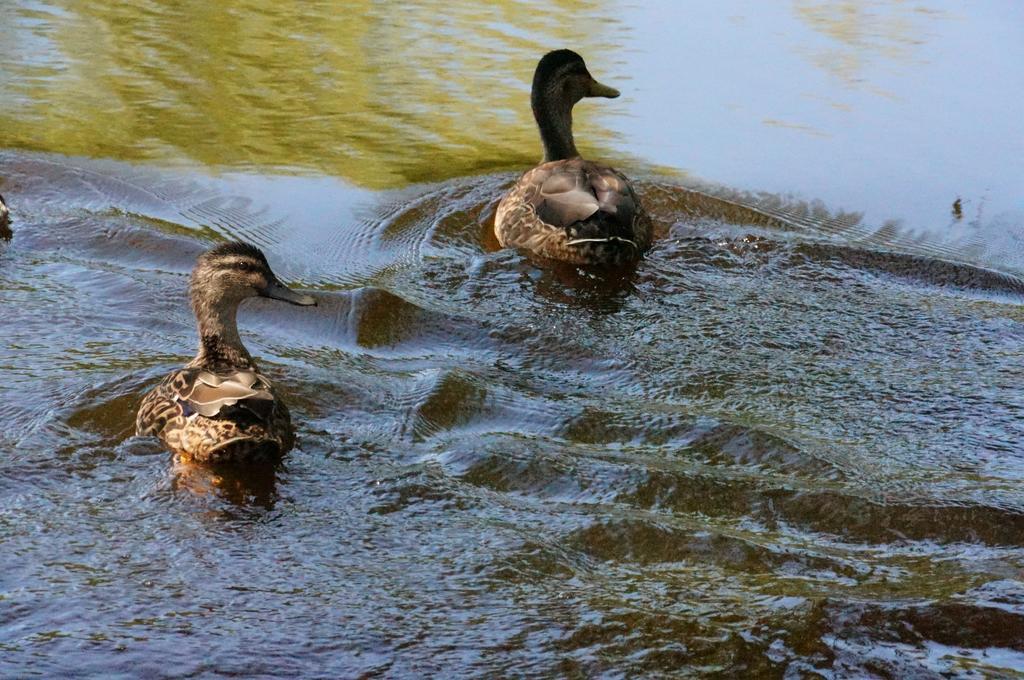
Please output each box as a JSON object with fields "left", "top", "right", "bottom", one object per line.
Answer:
{"left": 3, "top": 1, "right": 1024, "bottom": 677}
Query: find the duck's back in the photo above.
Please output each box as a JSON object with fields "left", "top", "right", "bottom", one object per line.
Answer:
{"left": 137, "top": 365, "right": 293, "bottom": 462}
{"left": 496, "top": 158, "right": 652, "bottom": 265}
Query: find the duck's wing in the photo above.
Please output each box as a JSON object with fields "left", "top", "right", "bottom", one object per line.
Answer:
{"left": 136, "top": 368, "right": 275, "bottom": 437}
{"left": 495, "top": 159, "right": 652, "bottom": 263}
{"left": 531, "top": 160, "right": 640, "bottom": 238}
{"left": 182, "top": 369, "right": 275, "bottom": 418}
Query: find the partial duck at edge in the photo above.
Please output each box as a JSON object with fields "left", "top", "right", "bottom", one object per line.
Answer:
{"left": 0, "top": 194, "right": 11, "bottom": 239}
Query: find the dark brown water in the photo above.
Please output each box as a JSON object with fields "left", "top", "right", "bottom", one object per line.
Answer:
{"left": 3, "top": 2, "right": 1024, "bottom": 677}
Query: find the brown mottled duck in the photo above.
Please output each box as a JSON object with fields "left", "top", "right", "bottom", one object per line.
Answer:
{"left": 494, "top": 49, "right": 653, "bottom": 265}
{"left": 136, "top": 242, "right": 316, "bottom": 463}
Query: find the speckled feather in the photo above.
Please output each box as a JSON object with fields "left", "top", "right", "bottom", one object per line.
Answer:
{"left": 495, "top": 158, "right": 653, "bottom": 265}
{"left": 136, "top": 362, "right": 295, "bottom": 463}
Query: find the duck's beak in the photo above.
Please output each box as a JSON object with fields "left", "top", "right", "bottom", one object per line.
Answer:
{"left": 261, "top": 279, "right": 317, "bottom": 306}
{"left": 587, "top": 78, "right": 620, "bottom": 99}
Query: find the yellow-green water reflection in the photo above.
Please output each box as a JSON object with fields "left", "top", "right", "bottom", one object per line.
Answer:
{"left": 1, "top": 0, "right": 621, "bottom": 187}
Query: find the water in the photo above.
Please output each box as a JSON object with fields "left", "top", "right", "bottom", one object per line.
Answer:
{"left": 2, "top": 1, "right": 1024, "bottom": 677}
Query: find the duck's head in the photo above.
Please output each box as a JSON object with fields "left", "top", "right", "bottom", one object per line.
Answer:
{"left": 190, "top": 241, "right": 316, "bottom": 310}
{"left": 532, "top": 49, "right": 620, "bottom": 111}
{"left": 531, "top": 50, "right": 619, "bottom": 162}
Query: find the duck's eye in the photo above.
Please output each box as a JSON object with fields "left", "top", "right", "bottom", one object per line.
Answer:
{"left": 235, "top": 262, "right": 260, "bottom": 273}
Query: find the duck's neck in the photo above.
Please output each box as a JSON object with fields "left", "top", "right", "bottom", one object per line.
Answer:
{"left": 191, "top": 294, "right": 254, "bottom": 368}
{"left": 532, "top": 87, "right": 579, "bottom": 162}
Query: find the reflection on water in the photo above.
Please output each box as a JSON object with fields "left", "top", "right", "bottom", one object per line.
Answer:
{"left": 0, "top": 0, "right": 622, "bottom": 187}
{"left": 794, "top": 0, "right": 946, "bottom": 91}
{"left": 2, "top": 0, "right": 1024, "bottom": 676}
{"left": 170, "top": 458, "right": 280, "bottom": 509}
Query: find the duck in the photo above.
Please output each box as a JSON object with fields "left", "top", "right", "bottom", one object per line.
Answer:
{"left": 494, "top": 49, "right": 653, "bottom": 266}
{"left": 0, "top": 194, "right": 10, "bottom": 240}
{"left": 136, "top": 241, "right": 316, "bottom": 463}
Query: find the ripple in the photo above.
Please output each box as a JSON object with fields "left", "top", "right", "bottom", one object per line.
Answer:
{"left": 2, "top": 150, "right": 1023, "bottom": 676}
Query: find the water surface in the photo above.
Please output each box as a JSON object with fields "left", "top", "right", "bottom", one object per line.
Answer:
{"left": 2, "top": 1, "right": 1024, "bottom": 677}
